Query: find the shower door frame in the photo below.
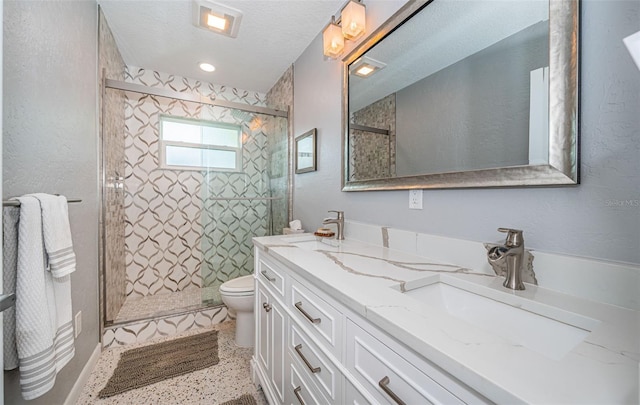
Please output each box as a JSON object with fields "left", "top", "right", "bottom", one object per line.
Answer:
{"left": 98, "top": 78, "right": 291, "bottom": 338}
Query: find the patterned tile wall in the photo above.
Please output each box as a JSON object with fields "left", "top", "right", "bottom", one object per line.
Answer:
{"left": 98, "top": 10, "right": 127, "bottom": 322}
{"left": 265, "top": 65, "right": 293, "bottom": 234}
{"left": 123, "top": 67, "right": 279, "bottom": 300}
{"left": 103, "top": 306, "right": 228, "bottom": 348}
{"left": 349, "top": 93, "right": 397, "bottom": 180}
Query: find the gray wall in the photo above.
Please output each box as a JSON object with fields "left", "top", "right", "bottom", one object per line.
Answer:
{"left": 3, "top": 0, "right": 99, "bottom": 403}
{"left": 396, "top": 21, "right": 548, "bottom": 175}
{"left": 293, "top": 0, "right": 640, "bottom": 265}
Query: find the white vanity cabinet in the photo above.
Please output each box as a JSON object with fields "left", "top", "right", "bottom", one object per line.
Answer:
{"left": 252, "top": 246, "right": 487, "bottom": 405}
{"left": 255, "top": 279, "right": 287, "bottom": 403}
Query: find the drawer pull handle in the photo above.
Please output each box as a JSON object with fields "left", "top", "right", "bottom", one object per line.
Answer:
{"left": 293, "top": 386, "right": 305, "bottom": 405}
{"left": 294, "top": 344, "right": 321, "bottom": 373}
{"left": 262, "top": 302, "right": 271, "bottom": 312}
{"left": 379, "top": 376, "right": 407, "bottom": 405}
{"left": 294, "top": 302, "right": 321, "bottom": 324}
{"left": 260, "top": 270, "right": 276, "bottom": 282}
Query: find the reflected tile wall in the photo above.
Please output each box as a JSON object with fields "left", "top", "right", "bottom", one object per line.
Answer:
{"left": 350, "top": 93, "right": 396, "bottom": 180}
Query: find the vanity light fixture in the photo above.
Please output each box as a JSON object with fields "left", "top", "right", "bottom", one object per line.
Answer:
{"left": 341, "top": 0, "right": 366, "bottom": 40}
{"left": 199, "top": 62, "right": 216, "bottom": 72}
{"left": 193, "top": 0, "right": 243, "bottom": 38}
{"left": 322, "top": 0, "right": 366, "bottom": 59}
{"left": 323, "top": 16, "right": 345, "bottom": 59}
{"left": 350, "top": 56, "right": 386, "bottom": 77}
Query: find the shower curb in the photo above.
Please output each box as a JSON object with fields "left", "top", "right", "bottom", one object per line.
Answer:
{"left": 102, "top": 305, "right": 229, "bottom": 349}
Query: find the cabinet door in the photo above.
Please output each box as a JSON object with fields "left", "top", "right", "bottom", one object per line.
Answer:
{"left": 271, "top": 298, "right": 286, "bottom": 403}
{"left": 256, "top": 282, "right": 271, "bottom": 375}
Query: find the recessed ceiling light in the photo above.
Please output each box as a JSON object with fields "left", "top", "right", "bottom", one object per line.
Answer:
{"left": 193, "top": 0, "right": 243, "bottom": 38}
{"left": 206, "top": 13, "right": 227, "bottom": 31}
{"left": 199, "top": 62, "right": 216, "bottom": 72}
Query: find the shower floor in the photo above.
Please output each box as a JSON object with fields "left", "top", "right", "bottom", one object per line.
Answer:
{"left": 114, "top": 286, "right": 222, "bottom": 324}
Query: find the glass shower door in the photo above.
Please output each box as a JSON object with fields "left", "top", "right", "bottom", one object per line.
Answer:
{"left": 200, "top": 111, "right": 289, "bottom": 305}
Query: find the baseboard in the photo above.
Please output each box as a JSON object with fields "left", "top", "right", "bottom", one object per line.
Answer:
{"left": 63, "top": 343, "right": 101, "bottom": 405}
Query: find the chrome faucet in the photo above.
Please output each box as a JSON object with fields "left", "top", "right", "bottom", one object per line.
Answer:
{"left": 488, "top": 228, "right": 525, "bottom": 290}
{"left": 322, "top": 210, "right": 345, "bottom": 240}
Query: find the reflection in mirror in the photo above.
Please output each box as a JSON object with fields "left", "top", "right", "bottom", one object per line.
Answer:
{"left": 343, "top": 0, "right": 579, "bottom": 190}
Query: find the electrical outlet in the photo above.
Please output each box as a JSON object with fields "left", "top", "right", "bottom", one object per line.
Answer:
{"left": 74, "top": 311, "right": 82, "bottom": 338}
{"left": 409, "top": 189, "right": 423, "bottom": 209}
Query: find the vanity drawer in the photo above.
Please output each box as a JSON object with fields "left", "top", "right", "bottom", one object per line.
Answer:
{"left": 256, "top": 250, "right": 286, "bottom": 298}
{"left": 346, "top": 320, "right": 465, "bottom": 405}
{"left": 288, "top": 353, "right": 328, "bottom": 405}
{"left": 289, "top": 278, "right": 343, "bottom": 357}
{"left": 290, "top": 322, "right": 340, "bottom": 402}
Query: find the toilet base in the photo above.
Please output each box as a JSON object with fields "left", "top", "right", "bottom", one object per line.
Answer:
{"left": 234, "top": 311, "right": 255, "bottom": 347}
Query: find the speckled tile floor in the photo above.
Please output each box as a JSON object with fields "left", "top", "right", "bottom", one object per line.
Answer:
{"left": 77, "top": 321, "right": 268, "bottom": 405}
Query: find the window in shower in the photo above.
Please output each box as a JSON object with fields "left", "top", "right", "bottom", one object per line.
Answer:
{"left": 159, "top": 115, "right": 242, "bottom": 171}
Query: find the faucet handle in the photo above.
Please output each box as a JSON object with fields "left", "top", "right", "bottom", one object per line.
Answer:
{"left": 497, "top": 227, "right": 523, "bottom": 247}
{"left": 327, "top": 210, "right": 344, "bottom": 219}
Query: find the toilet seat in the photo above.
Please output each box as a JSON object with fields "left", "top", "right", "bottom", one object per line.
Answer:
{"left": 220, "top": 274, "right": 255, "bottom": 295}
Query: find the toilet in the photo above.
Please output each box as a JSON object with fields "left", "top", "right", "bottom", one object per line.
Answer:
{"left": 220, "top": 274, "right": 255, "bottom": 347}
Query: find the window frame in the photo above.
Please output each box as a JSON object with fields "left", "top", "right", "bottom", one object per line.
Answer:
{"left": 158, "top": 115, "right": 243, "bottom": 172}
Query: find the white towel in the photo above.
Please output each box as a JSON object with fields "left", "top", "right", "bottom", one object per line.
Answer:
{"left": 15, "top": 196, "right": 75, "bottom": 400}
{"left": 32, "top": 194, "right": 76, "bottom": 278}
{"left": 3, "top": 206, "right": 20, "bottom": 370}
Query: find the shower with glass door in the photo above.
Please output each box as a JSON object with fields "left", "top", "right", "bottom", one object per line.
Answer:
{"left": 100, "top": 69, "right": 290, "bottom": 330}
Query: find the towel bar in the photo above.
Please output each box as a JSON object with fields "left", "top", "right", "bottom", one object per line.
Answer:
{"left": 2, "top": 198, "right": 82, "bottom": 207}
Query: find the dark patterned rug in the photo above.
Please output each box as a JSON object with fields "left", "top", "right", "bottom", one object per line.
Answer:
{"left": 98, "top": 330, "right": 219, "bottom": 398}
{"left": 221, "top": 394, "right": 257, "bottom": 405}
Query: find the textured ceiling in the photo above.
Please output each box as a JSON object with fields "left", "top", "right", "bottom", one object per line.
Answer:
{"left": 98, "top": 0, "right": 344, "bottom": 93}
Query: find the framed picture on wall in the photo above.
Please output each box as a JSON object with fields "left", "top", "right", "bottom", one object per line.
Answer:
{"left": 295, "top": 129, "right": 317, "bottom": 174}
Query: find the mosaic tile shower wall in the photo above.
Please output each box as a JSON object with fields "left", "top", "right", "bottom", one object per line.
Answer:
{"left": 123, "top": 67, "right": 282, "bottom": 302}
{"left": 265, "top": 65, "right": 293, "bottom": 234}
{"left": 349, "top": 94, "right": 397, "bottom": 180}
{"left": 98, "top": 10, "right": 127, "bottom": 322}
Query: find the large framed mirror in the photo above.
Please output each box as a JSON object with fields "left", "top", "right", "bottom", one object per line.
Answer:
{"left": 342, "top": 0, "right": 579, "bottom": 191}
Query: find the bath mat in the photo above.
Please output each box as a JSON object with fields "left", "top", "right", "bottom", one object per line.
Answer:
{"left": 221, "top": 394, "right": 257, "bottom": 405}
{"left": 98, "top": 330, "right": 219, "bottom": 398}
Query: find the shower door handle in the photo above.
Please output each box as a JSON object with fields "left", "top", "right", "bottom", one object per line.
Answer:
{"left": 0, "top": 293, "right": 16, "bottom": 313}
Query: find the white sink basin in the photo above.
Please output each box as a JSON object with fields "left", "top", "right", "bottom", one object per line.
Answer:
{"left": 281, "top": 235, "right": 340, "bottom": 250}
{"left": 402, "top": 278, "right": 600, "bottom": 360}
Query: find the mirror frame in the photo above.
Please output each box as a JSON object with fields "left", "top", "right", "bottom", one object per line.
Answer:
{"left": 295, "top": 128, "right": 317, "bottom": 174}
{"left": 342, "top": 0, "right": 579, "bottom": 191}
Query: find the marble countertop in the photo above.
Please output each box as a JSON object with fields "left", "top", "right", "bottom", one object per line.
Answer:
{"left": 253, "top": 234, "right": 639, "bottom": 404}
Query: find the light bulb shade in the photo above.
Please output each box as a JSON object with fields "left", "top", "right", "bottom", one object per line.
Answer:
{"left": 323, "top": 21, "right": 345, "bottom": 59}
{"left": 341, "top": 0, "right": 366, "bottom": 40}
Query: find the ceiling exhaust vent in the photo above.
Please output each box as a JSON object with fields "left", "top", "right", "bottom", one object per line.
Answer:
{"left": 193, "top": 0, "right": 243, "bottom": 38}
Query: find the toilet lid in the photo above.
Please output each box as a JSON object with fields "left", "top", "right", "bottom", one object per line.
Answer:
{"left": 220, "top": 275, "right": 255, "bottom": 293}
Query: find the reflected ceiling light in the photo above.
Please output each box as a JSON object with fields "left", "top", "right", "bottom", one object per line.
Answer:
{"left": 322, "top": 0, "right": 366, "bottom": 59}
{"left": 193, "top": 0, "right": 242, "bottom": 38}
{"left": 341, "top": 0, "right": 366, "bottom": 40}
{"left": 350, "top": 56, "right": 386, "bottom": 77}
{"left": 199, "top": 62, "right": 216, "bottom": 72}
